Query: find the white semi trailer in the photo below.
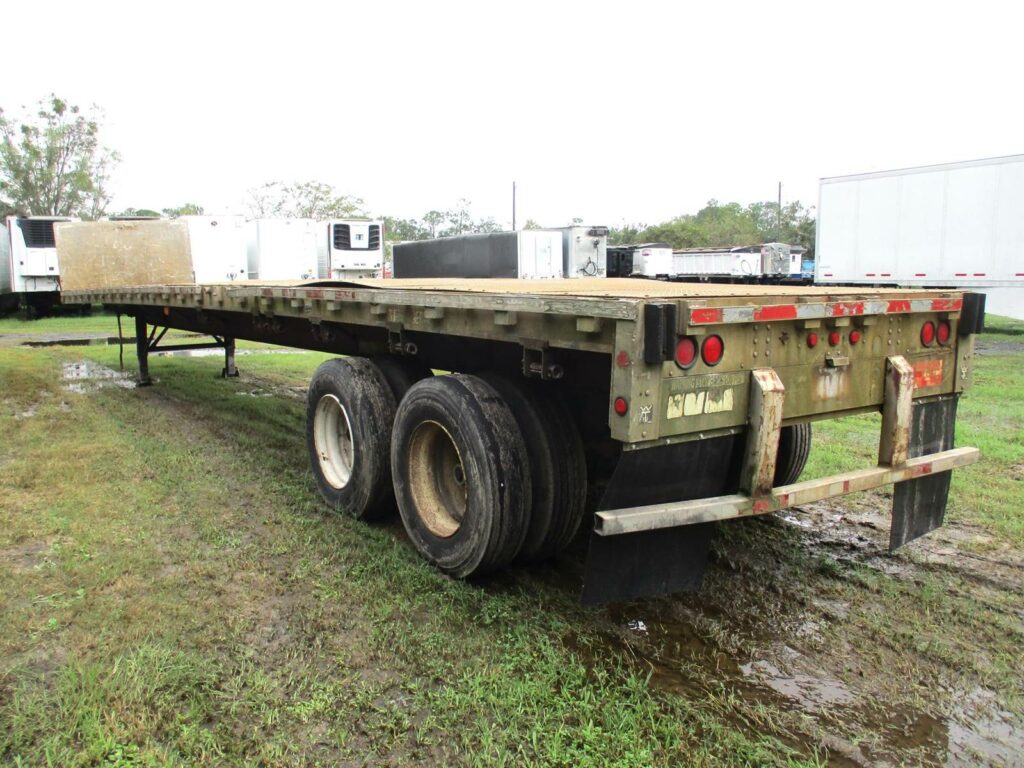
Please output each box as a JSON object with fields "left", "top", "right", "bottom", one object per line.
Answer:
{"left": 246, "top": 218, "right": 325, "bottom": 281}
{"left": 0, "top": 216, "right": 74, "bottom": 315}
{"left": 815, "top": 154, "right": 1024, "bottom": 318}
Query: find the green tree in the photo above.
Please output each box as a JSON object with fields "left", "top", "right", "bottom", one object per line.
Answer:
{"left": 383, "top": 216, "right": 430, "bottom": 242}
{"left": 162, "top": 203, "right": 205, "bottom": 217}
{"left": 0, "top": 95, "right": 119, "bottom": 219}
{"left": 522, "top": 218, "right": 543, "bottom": 230}
{"left": 246, "top": 181, "right": 365, "bottom": 219}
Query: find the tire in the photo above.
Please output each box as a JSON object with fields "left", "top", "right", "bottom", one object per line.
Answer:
{"left": 306, "top": 357, "right": 398, "bottom": 520}
{"left": 774, "top": 423, "right": 812, "bottom": 486}
{"left": 391, "top": 375, "right": 531, "bottom": 578}
{"left": 480, "top": 373, "right": 587, "bottom": 560}
{"left": 372, "top": 356, "right": 433, "bottom": 403}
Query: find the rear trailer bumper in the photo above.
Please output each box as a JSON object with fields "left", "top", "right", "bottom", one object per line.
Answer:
{"left": 595, "top": 445, "right": 978, "bottom": 535}
{"left": 597, "top": 355, "right": 979, "bottom": 537}
{"left": 581, "top": 355, "right": 979, "bottom": 603}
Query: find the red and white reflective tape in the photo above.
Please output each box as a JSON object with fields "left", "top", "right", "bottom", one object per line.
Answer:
{"left": 688, "top": 297, "right": 962, "bottom": 326}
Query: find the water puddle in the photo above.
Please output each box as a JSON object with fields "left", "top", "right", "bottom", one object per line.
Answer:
{"left": 61, "top": 361, "right": 137, "bottom": 393}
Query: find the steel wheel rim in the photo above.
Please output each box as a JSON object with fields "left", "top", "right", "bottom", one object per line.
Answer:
{"left": 314, "top": 394, "right": 354, "bottom": 489}
{"left": 407, "top": 420, "right": 467, "bottom": 538}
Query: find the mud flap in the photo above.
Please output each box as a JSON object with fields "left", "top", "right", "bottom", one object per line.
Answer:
{"left": 581, "top": 435, "right": 739, "bottom": 604}
{"left": 890, "top": 396, "right": 958, "bottom": 551}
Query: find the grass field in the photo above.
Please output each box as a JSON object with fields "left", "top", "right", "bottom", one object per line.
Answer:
{"left": 1, "top": 314, "right": 1021, "bottom": 766}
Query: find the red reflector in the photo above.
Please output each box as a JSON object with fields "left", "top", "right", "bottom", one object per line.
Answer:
{"left": 616, "top": 350, "right": 630, "bottom": 368}
{"left": 701, "top": 334, "right": 724, "bottom": 366}
{"left": 613, "top": 397, "right": 628, "bottom": 416}
{"left": 675, "top": 337, "right": 697, "bottom": 368}
{"left": 937, "top": 321, "right": 951, "bottom": 344}
{"left": 849, "top": 330, "right": 862, "bottom": 345}
{"left": 921, "top": 321, "right": 936, "bottom": 346}
{"left": 807, "top": 332, "right": 818, "bottom": 348}
{"left": 828, "top": 331, "right": 841, "bottom": 346}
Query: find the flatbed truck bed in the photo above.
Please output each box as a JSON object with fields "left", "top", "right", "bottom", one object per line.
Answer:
{"left": 60, "top": 275, "right": 983, "bottom": 603}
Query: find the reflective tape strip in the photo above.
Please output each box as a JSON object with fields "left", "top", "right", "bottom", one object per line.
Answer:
{"left": 688, "top": 297, "right": 963, "bottom": 326}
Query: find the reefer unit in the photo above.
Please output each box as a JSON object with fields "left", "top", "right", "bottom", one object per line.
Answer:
{"left": 246, "top": 218, "right": 325, "bottom": 281}
{"left": 815, "top": 154, "right": 1024, "bottom": 288}
{"left": 180, "top": 216, "right": 248, "bottom": 282}
{"left": 556, "top": 225, "right": 608, "bottom": 278}
{"left": 393, "top": 231, "right": 563, "bottom": 279}
{"left": 328, "top": 220, "right": 384, "bottom": 280}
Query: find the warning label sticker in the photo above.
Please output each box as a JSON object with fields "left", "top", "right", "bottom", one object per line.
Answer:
{"left": 912, "top": 359, "right": 944, "bottom": 389}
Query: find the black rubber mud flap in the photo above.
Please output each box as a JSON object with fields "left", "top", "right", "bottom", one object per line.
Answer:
{"left": 890, "top": 396, "right": 958, "bottom": 551}
{"left": 581, "top": 435, "right": 739, "bottom": 604}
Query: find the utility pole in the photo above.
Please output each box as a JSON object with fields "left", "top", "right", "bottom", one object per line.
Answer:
{"left": 776, "top": 181, "right": 782, "bottom": 241}
{"left": 512, "top": 181, "right": 517, "bottom": 231}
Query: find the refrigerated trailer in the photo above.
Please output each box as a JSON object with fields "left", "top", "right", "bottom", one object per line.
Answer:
{"left": 328, "top": 219, "right": 384, "bottom": 280}
{"left": 1, "top": 216, "right": 74, "bottom": 315}
{"left": 246, "top": 218, "right": 324, "bottom": 281}
{"left": 54, "top": 220, "right": 983, "bottom": 603}
{"left": 815, "top": 154, "right": 1024, "bottom": 289}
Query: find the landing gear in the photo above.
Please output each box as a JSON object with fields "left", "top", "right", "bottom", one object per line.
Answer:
{"left": 132, "top": 317, "right": 239, "bottom": 386}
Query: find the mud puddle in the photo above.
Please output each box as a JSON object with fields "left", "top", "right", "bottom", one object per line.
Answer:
{"left": 515, "top": 497, "right": 1024, "bottom": 766}
{"left": 61, "top": 360, "right": 137, "bottom": 393}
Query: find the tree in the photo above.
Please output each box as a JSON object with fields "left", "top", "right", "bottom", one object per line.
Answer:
{"left": 522, "top": 218, "right": 543, "bottom": 230}
{"left": 0, "top": 95, "right": 119, "bottom": 219}
{"left": 246, "top": 180, "right": 365, "bottom": 219}
{"left": 162, "top": 203, "right": 205, "bottom": 217}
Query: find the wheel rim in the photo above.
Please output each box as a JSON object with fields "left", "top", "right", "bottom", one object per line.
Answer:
{"left": 407, "top": 420, "right": 467, "bottom": 538}
{"left": 314, "top": 394, "right": 354, "bottom": 489}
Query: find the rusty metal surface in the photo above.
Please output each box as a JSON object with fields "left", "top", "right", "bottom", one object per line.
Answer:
{"left": 879, "top": 356, "right": 915, "bottom": 467}
{"left": 56, "top": 220, "right": 194, "bottom": 290}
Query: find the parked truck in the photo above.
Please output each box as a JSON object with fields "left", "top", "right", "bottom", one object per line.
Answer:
{"left": 54, "top": 220, "right": 982, "bottom": 603}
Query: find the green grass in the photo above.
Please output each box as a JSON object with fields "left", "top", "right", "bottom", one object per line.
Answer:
{"left": 0, "top": 343, "right": 817, "bottom": 767}
{"left": 1, "top": 315, "right": 1021, "bottom": 766}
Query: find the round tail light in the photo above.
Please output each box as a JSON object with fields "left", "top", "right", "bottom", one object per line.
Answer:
{"left": 675, "top": 337, "right": 698, "bottom": 369}
{"left": 921, "top": 321, "right": 936, "bottom": 346}
{"left": 613, "top": 397, "right": 628, "bottom": 416}
{"left": 937, "top": 320, "right": 951, "bottom": 345}
{"left": 828, "top": 331, "right": 841, "bottom": 346}
{"left": 701, "top": 335, "right": 724, "bottom": 366}
{"left": 806, "top": 332, "right": 819, "bottom": 348}
{"left": 849, "top": 330, "right": 862, "bottom": 345}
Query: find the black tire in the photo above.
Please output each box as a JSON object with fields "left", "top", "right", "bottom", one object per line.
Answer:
{"left": 774, "top": 423, "right": 813, "bottom": 486}
{"left": 480, "top": 373, "right": 587, "bottom": 560}
{"left": 306, "top": 357, "right": 398, "bottom": 520}
{"left": 391, "top": 375, "right": 531, "bottom": 578}
{"left": 371, "top": 356, "right": 433, "bottom": 403}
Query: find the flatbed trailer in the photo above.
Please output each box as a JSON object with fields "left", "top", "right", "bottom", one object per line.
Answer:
{"left": 60, "top": 275, "right": 983, "bottom": 603}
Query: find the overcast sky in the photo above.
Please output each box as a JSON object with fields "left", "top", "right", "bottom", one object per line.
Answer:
{"left": 4, "top": 0, "right": 1021, "bottom": 228}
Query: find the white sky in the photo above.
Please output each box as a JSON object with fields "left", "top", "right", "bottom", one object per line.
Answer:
{"left": 4, "top": 0, "right": 1022, "bottom": 228}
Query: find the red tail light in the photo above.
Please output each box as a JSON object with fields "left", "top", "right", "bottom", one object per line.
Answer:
{"left": 806, "top": 332, "right": 819, "bottom": 348}
{"left": 701, "top": 335, "right": 724, "bottom": 366}
{"left": 937, "top": 320, "right": 951, "bottom": 345}
{"left": 675, "top": 337, "right": 697, "bottom": 369}
{"left": 849, "top": 330, "right": 862, "bottom": 345}
{"left": 828, "top": 331, "right": 841, "bottom": 346}
{"left": 921, "top": 321, "right": 936, "bottom": 346}
{"left": 613, "top": 397, "right": 628, "bottom": 416}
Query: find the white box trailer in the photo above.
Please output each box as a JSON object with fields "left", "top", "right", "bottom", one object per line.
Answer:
{"left": 815, "top": 154, "right": 1024, "bottom": 289}
{"left": 328, "top": 220, "right": 384, "bottom": 280}
{"left": 180, "top": 216, "right": 248, "bottom": 282}
{"left": 246, "top": 218, "right": 325, "bottom": 281}
{"left": 555, "top": 225, "right": 608, "bottom": 278}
